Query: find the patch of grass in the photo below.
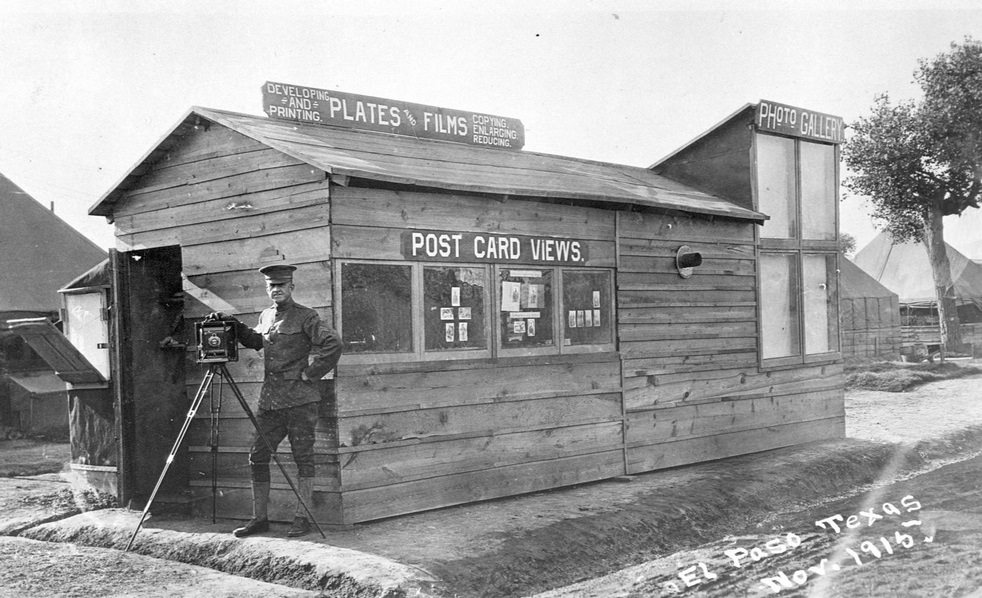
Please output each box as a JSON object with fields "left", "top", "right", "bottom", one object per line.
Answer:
{"left": 845, "top": 359, "right": 982, "bottom": 392}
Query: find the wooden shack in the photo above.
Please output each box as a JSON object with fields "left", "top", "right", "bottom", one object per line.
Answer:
{"left": 87, "top": 88, "right": 845, "bottom": 525}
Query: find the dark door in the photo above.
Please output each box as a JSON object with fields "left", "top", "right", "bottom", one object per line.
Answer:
{"left": 111, "top": 246, "right": 187, "bottom": 510}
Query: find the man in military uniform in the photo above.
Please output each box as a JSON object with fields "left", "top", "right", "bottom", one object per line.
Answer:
{"left": 222, "top": 264, "right": 342, "bottom": 538}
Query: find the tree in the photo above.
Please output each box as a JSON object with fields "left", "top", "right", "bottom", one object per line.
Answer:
{"left": 838, "top": 232, "right": 857, "bottom": 257}
{"left": 843, "top": 38, "right": 982, "bottom": 354}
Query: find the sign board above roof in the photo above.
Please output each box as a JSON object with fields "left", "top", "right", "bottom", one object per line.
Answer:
{"left": 262, "top": 81, "right": 525, "bottom": 150}
{"left": 755, "top": 99, "right": 845, "bottom": 144}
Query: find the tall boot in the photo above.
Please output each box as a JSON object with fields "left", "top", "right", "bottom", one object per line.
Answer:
{"left": 287, "top": 477, "right": 313, "bottom": 537}
{"left": 233, "top": 481, "right": 270, "bottom": 537}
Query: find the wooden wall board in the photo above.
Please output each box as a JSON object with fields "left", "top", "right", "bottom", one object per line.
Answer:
{"left": 626, "top": 416, "right": 844, "bottom": 474}
{"left": 338, "top": 351, "right": 619, "bottom": 377}
{"left": 624, "top": 363, "right": 842, "bottom": 411}
{"left": 190, "top": 483, "right": 344, "bottom": 525}
{"left": 340, "top": 449, "right": 624, "bottom": 523}
{"left": 619, "top": 337, "right": 758, "bottom": 360}
{"left": 338, "top": 421, "right": 624, "bottom": 491}
{"left": 151, "top": 123, "right": 269, "bottom": 171}
{"left": 332, "top": 186, "right": 616, "bottom": 240}
{"left": 182, "top": 263, "right": 332, "bottom": 318}
{"left": 115, "top": 163, "right": 326, "bottom": 218}
{"left": 618, "top": 254, "right": 756, "bottom": 277}
{"left": 181, "top": 227, "right": 332, "bottom": 275}
{"left": 618, "top": 238, "right": 755, "bottom": 260}
{"left": 126, "top": 148, "right": 305, "bottom": 197}
{"left": 335, "top": 392, "right": 622, "bottom": 448}
{"left": 120, "top": 203, "right": 330, "bottom": 250}
{"left": 618, "top": 321, "right": 758, "bottom": 342}
{"left": 618, "top": 305, "right": 757, "bottom": 325}
{"left": 617, "top": 210, "right": 754, "bottom": 245}
{"left": 617, "top": 289, "right": 758, "bottom": 308}
{"left": 625, "top": 390, "right": 843, "bottom": 446}
{"left": 187, "top": 450, "right": 340, "bottom": 489}
{"left": 617, "top": 274, "right": 757, "bottom": 295}
{"left": 623, "top": 352, "right": 759, "bottom": 377}
{"left": 114, "top": 181, "right": 329, "bottom": 236}
{"left": 335, "top": 358, "right": 622, "bottom": 416}
{"left": 186, "top": 417, "right": 338, "bottom": 451}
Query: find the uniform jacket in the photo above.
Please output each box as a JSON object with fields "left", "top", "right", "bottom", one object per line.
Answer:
{"left": 236, "top": 299, "right": 342, "bottom": 410}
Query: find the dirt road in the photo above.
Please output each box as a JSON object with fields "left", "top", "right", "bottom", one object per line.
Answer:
{"left": 535, "top": 449, "right": 982, "bottom": 597}
{"left": 3, "top": 365, "right": 982, "bottom": 597}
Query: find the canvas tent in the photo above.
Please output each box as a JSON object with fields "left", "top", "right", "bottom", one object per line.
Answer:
{"left": 853, "top": 232, "right": 982, "bottom": 314}
{"left": 0, "top": 172, "right": 107, "bottom": 315}
{"left": 853, "top": 231, "right": 982, "bottom": 355}
{"left": 838, "top": 257, "right": 900, "bottom": 359}
{"left": 0, "top": 172, "right": 107, "bottom": 437}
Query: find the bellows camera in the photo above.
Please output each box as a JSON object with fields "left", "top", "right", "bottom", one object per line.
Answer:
{"left": 195, "top": 320, "right": 239, "bottom": 363}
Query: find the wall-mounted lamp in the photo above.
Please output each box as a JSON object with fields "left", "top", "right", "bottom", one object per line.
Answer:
{"left": 676, "top": 245, "right": 703, "bottom": 279}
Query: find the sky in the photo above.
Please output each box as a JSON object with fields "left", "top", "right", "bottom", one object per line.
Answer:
{"left": 2, "top": 0, "right": 981, "bottom": 256}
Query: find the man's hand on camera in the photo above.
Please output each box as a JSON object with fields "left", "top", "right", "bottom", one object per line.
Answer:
{"left": 205, "top": 312, "right": 240, "bottom": 323}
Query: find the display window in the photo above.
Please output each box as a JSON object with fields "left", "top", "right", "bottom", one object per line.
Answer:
{"left": 802, "top": 254, "right": 838, "bottom": 355}
{"left": 339, "top": 262, "right": 414, "bottom": 355}
{"left": 339, "top": 259, "right": 615, "bottom": 362}
{"left": 338, "top": 260, "right": 492, "bottom": 363}
{"left": 424, "top": 266, "right": 488, "bottom": 351}
{"left": 755, "top": 132, "right": 839, "bottom": 367}
{"left": 561, "top": 270, "right": 613, "bottom": 348}
{"left": 496, "top": 266, "right": 615, "bottom": 356}
{"left": 498, "top": 268, "right": 554, "bottom": 352}
{"left": 759, "top": 253, "right": 801, "bottom": 360}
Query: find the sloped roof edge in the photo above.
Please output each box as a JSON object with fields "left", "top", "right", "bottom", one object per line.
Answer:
{"left": 839, "top": 257, "right": 897, "bottom": 300}
{"left": 649, "top": 103, "right": 756, "bottom": 170}
{"left": 90, "top": 106, "right": 766, "bottom": 223}
{"left": 89, "top": 107, "right": 199, "bottom": 217}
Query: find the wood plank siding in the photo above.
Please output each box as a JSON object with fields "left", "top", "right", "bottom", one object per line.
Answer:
{"left": 331, "top": 186, "right": 624, "bottom": 520}
{"left": 900, "top": 322, "right": 982, "bottom": 357}
{"left": 107, "top": 124, "right": 342, "bottom": 522}
{"left": 616, "top": 209, "right": 844, "bottom": 475}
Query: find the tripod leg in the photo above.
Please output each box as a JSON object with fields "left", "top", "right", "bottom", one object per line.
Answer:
{"left": 125, "top": 366, "right": 216, "bottom": 552}
{"left": 219, "top": 365, "right": 326, "bottom": 539}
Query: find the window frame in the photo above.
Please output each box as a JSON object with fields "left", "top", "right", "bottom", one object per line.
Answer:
{"left": 494, "top": 265, "right": 617, "bottom": 358}
{"left": 494, "top": 265, "right": 560, "bottom": 358}
{"left": 336, "top": 259, "right": 616, "bottom": 363}
{"left": 754, "top": 132, "right": 841, "bottom": 368}
{"left": 557, "top": 267, "right": 617, "bottom": 355}
{"left": 420, "top": 263, "right": 494, "bottom": 358}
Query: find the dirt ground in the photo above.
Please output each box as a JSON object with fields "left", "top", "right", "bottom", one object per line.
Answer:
{"left": 3, "top": 361, "right": 982, "bottom": 597}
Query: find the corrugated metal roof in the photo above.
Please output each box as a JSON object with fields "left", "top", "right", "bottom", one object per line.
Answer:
{"left": 0, "top": 173, "right": 108, "bottom": 312}
{"left": 90, "top": 107, "right": 765, "bottom": 223}
{"left": 853, "top": 232, "right": 982, "bottom": 305}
